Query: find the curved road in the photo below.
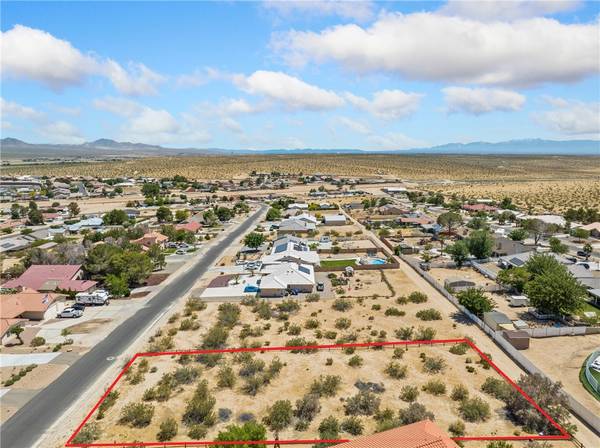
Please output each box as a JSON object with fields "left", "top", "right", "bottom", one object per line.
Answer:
{"left": 1, "top": 206, "right": 265, "bottom": 448}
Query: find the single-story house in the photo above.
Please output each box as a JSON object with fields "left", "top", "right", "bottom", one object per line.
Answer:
{"left": 124, "top": 208, "right": 141, "bottom": 219}
{"left": 262, "top": 238, "right": 320, "bottom": 266}
{"left": 175, "top": 221, "right": 202, "bottom": 233}
{"left": 492, "top": 235, "right": 534, "bottom": 257}
{"left": 1, "top": 288, "right": 62, "bottom": 322}
{"left": 0, "top": 235, "right": 36, "bottom": 254}
{"left": 333, "top": 419, "right": 458, "bottom": 448}
{"left": 382, "top": 187, "right": 408, "bottom": 195}
{"left": 498, "top": 251, "right": 572, "bottom": 269}
{"left": 278, "top": 218, "right": 316, "bottom": 235}
{"left": 520, "top": 214, "right": 566, "bottom": 227}
{"left": 397, "top": 216, "right": 434, "bottom": 226}
{"left": 463, "top": 203, "right": 498, "bottom": 213}
{"left": 288, "top": 203, "right": 308, "bottom": 210}
{"left": 323, "top": 214, "right": 347, "bottom": 226}
{"left": 259, "top": 262, "right": 315, "bottom": 297}
{"left": 131, "top": 231, "right": 169, "bottom": 249}
{"left": 3, "top": 264, "right": 96, "bottom": 293}
{"left": 67, "top": 217, "right": 104, "bottom": 233}
{"left": 581, "top": 222, "right": 600, "bottom": 238}
{"left": 378, "top": 205, "right": 408, "bottom": 215}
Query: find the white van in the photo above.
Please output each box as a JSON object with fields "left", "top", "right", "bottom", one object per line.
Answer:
{"left": 75, "top": 290, "right": 110, "bottom": 306}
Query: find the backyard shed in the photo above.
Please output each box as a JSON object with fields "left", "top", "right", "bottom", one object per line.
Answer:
{"left": 509, "top": 295, "right": 530, "bottom": 307}
{"left": 503, "top": 330, "right": 530, "bottom": 350}
{"left": 483, "top": 311, "right": 513, "bottom": 331}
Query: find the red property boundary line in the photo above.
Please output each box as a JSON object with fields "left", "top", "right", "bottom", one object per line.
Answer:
{"left": 66, "top": 338, "right": 571, "bottom": 447}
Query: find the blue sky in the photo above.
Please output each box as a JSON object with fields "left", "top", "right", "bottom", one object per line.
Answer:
{"left": 1, "top": 0, "right": 599, "bottom": 150}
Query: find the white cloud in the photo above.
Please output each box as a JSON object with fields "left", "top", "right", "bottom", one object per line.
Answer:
{"left": 38, "top": 120, "right": 84, "bottom": 144}
{"left": 235, "top": 70, "right": 344, "bottom": 111}
{"left": 217, "top": 98, "right": 268, "bottom": 116}
{"left": 440, "top": 0, "right": 581, "bottom": 21}
{"left": 366, "top": 132, "right": 427, "bottom": 150}
{"left": 93, "top": 96, "right": 211, "bottom": 145}
{"left": 345, "top": 89, "right": 422, "bottom": 119}
{"left": 222, "top": 117, "right": 244, "bottom": 134}
{"left": 442, "top": 86, "right": 525, "bottom": 114}
{"left": 263, "top": 0, "right": 375, "bottom": 22}
{"left": 337, "top": 116, "right": 371, "bottom": 134}
{"left": 536, "top": 97, "right": 600, "bottom": 136}
{"left": 276, "top": 12, "right": 599, "bottom": 86}
{"left": 104, "top": 61, "right": 164, "bottom": 96}
{"left": 1, "top": 25, "right": 163, "bottom": 95}
{"left": 176, "top": 67, "right": 224, "bottom": 88}
{"left": 1, "top": 98, "right": 45, "bottom": 121}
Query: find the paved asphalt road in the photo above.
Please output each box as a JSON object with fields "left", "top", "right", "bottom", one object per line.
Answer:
{"left": 1, "top": 206, "right": 265, "bottom": 448}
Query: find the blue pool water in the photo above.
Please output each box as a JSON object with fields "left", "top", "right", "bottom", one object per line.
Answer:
{"left": 369, "top": 258, "right": 387, "bottom": 265}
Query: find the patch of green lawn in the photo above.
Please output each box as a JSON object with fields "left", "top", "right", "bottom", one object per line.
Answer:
{"left": 320, "top": 259, "right": 357, "bottom": 268}
{"left": 579, "top": 354, "right": 600, "bottom": 402}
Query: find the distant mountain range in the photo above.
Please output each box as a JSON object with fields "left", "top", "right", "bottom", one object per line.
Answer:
{"left": 1, "top": 137, "right": 598, "bottom": 159}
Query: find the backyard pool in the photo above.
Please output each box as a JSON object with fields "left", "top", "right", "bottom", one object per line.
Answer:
{"left": 368, "top": 258, "right": 387, "bottom": 265}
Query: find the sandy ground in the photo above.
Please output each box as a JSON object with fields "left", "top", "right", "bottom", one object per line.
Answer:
{"left": 526, "top": 335, "right": 600, "bottom": 416}
{"left": 1, "top": 363, "right": 68, "bottom": 389}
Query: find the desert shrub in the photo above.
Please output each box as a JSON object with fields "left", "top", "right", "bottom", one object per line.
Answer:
{"left": 148, "top": 335, "right": 174, "bottom": 352}
{"left": 217, "top": 365, "right": 236, "bottom": 388}
{"left": 287, "top": 324, "right": 302, "bottom": 335}
{"left": 399, "top": 385, "right": 419, "bottom": 402}
{"left": 398, "top": 402, "right": 434, "bottom": 425}
{"left": 239, "top": 357, "right": 266, "bottom": 377}
{"left": 201, "top": 324, "right": 229, "bottom": 350}
{"left": 385, "top": 361, "right": 407, "bottom": 379}
{"left": 448, "top": 420, "right": 466, "bottom": 437}
{"left": 415, "top": 308, "right": 442, "bottom": 321}
{"left": 173, "top": 366, "right": 200, "bottom": 385}
{"left": 263, "top": 400, "right": 293, "bottom": 431}
{"left": 285, "top": 337, "right": 318, "bottom": 354}
{"left": 335, "top": 317, "right": 352, "bottom": 330}
{"left": 305, "top": 318, "right": 320, "bottom": 329}
{"left": 481, "top": 377, "right": 512, "bottom": 401}
{"left": 72, "top": 422, "right": 101, "bottom": 443}
{"left": 460, "top": 396, "right": 491, "bottom": 422}
{"left": 486, "top": 443, "right": 514, "bottom": 448}
{"left": 344, "top": 391, "right": 381, "bottom": 416}
{"left": 332, "top": 298, "right": 353, "bottom": 311}
{"left": 422, "top": 380, "right": 446, "bottom": 396}
{"left": 395, "top": 326, "right": 414, "bottom": 340}
{"left": 179, "top": 318, "right": 200, "bottom": 331}
{"left": 317, "top": 416, "right": 340, "bottom": 444}
{"left": 157, "top": 417, "right": 178, "bottom": 442}
{"left": 188, "top": 424, "right": 208, "bottom": 439}
{"left": 306, "top": 293, "right": 320, "bottom": 302}
{"left": 294, "top": 393, "right": 321, "bottom": 423}
{"left": 183, "top": 380, "right": 216, "bottom": 427}
{"left": 408, "top": 291, "right": 428, "bottom": 303}
{"left": 341, "top": 416, "right": 364, "bottom": 435}
{"left": 214, "top": 421, "right": 267, "bottom": 444}
{"left": 127, "top": 371, "right": 144, "bottom": 385}
{"left": 217, "top": 303, "right": 241, "bottom": 327}
{"left": 277, "top": 299, "right": 300, "bottom": 313}
{"left": 348, "top": 354, "right": 363, "bottom": 367}
{"left": 384, "top": 307, "right": 405, "bottom": 316}
{"left": 415, "top": 326, "right": 436, "bottom": 340}
{"left": 392, "top": 347, "right": 406, "bottom": 359}
{"left": 196, "top": 353, "right": 223, "bottom": 368}
{"left": 324, "top": 330, "right": 338, "bottom": 339}
{"left": 185, "top": 297, "right": 207, "bottom": 313}
{"left": 371, "top": 304, "right": 381, "bottom": 311}
{"left": 239, "top": 324, "right": 264, "bottom": 339}
{"left": 97, "top": 391, "right": 119, "bottom": 419}
{"left": 252, "top": 301, "right": 272, "bottom": 320}
{"left": 120, "top": 402, "right": 155, "bottom": 427}
{"left": 310, "top": 375, "right": 342, "bottom": 397}
{"left": 450, "top": 384, "right": 469, "bottom": 401}
{"left": 423, "top": 356, "right": 446, "bottom": 374}
{"left": 30, "top": 336, "right": 46, "bottom": 347}
{"left": 449, "top": 342, "right": 469, "bottom": 355}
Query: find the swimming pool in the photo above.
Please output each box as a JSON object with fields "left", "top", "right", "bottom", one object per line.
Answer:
{"left": 369, "top": 258, "right": 387, "bottom": 265}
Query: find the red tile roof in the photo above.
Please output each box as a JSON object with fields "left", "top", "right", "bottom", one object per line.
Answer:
{"left": 4, "top": 264, "right": 82, "bottom": 291}
{"left": 333, "top": 420, "right": 459, "bottom": 448}
{"left": 57, "top": 279, "right": 97, "bottom": 292}
{"left": 463, "top": 203, "right": 498, "bottom": 212}
{"left": 1, "top": 288, "right": 57, "bottom": 318}
{"left": 175, "top": 221, "right": 202, "bottom": 233}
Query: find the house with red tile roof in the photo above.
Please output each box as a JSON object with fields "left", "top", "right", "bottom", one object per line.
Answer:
{"left": 333, "top": 420, "right": 459, "bottom": 448}
{"left": 131, "top": 231, "right": 169, "bottom": 249}
{"left": 463, "top": 203, "right": 498, "bottom": 213}
{"left": 3, "top": 264, "right": 96, "bottom": 293}
{"left": 1, "top": 288, "right": 62, "bottom": 339}
{"left": 175, "top": 221, "right": 202, "bottom": 233}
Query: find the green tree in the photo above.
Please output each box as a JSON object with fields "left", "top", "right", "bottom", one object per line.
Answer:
{"left": 111, "top": 251, "right": 153, "bottom": 286}
{"left": 202, "top": 209, "right": 218, "bottom": 226}
{"left": 216, "top": 207, "right": 233, "bottom": 221}
{"left": 437, "top": 211, "right": 462, "bottom": 233}
{"left": 68, "top": 202, "right": 80, "bottom": 217}
{"left": 571, "top": 228, "right": 590, "bottom": 242}
{"left": 84, "top": 244, "right": 123, "bottom": 280}
{"left": 524, "top": 265, "right": 586, "bottom": 316}
{"left": 103, "top": 209, "right": 128, "bottom": 225}
{"left": 8, "top": 325, "right": 24, "bottom": 344}
{"left": 148, "top": 244, "right": 166, "bottom": 270}
{"left": 214, "top": 421, "right": 267, "bottom": 448}
{"left": 456, "top": 288, "right": 494, "bottom": 316}
{"left": 446, "top": 240, "right": 470, "bottom": 267}
{"left": 243, "top": 232, "right": 266, "bottom": 249}
{"left": 105, "top": 274, "right": 130, "bottom": 297}
{"left": 466, "top": 230, "right": 494, "bottom": 259}
{"left": 10, "top": 203, "right": 22, "bottom": 219}
{"left": 266, "top": 207, "right": 282, "bottom": 221}
{"left": 524, "top": 253, "right": 561, "bottom": 278}
{"left": 175, "top": 209, "right": 189, "bottom": 222}
{"left": 142, "top": 182, "right": 160, "bottom": 197}
{"left": 549, "top": 237, "right": 567, "bottom": 254}
{"left": 582, "top": 242, "right": 593, "bottom": 260}
{"left": 522, "top": 219, "right": 554, "bottom": 245}
{"left": 500, "top": 197, "right": 516, "bottom": 210}
{"left": 27, "top": 207, "right": 44, "bottom": 225}
{"left": 262, "top": 400, "right": 293, "bottom": 432}
{"left": 496, "top": 267, "right": 530, "bottom": 293}
{"left": 508, "top": 228, "right": 528, "bottom": 242}
{"left": 156, "top": 206, "right": 173, "bottom": 223}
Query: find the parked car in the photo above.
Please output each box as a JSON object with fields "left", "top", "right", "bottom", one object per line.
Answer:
{"left": 175, "top": 249, "right": 187, "bottom": 255}
{"left": 287, "top": 288, "right": 300, "bottom": 296}
{"left": 58, "top": 307, "right": 83, "bottom": 318}
{"left": 72, "top": 303, "right": 86, "bottom": 311}
{"left": 577, "top": 250, "right": 589, "bottom": 258}
{"left": 316, "top": 282, "right": 325, "bottom": 292}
